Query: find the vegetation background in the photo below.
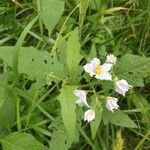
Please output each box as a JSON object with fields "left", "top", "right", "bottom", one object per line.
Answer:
{"left": 0, "top": 0, "right": 150, "bottom": 150}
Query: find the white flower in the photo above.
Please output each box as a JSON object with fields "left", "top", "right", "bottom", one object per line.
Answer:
{"left": 115, "top": 79, "right": 132, "bottom": 96}
{"left": 74, "top": 90, "right": 90, "bottom": 108}
{"left": 106, "top": 97, "right": 119, "bottom": 113}
{"left": 84, "top": 109, "right": 95, "bottom": 122}
{"left": 83, "top": 58, "right": 112, "bottom": 80}
{"left": 106, "top": 54, "right": 117, "bottom": 65}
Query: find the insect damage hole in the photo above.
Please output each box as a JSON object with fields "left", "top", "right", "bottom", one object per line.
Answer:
{"left": 44, "top": 60, "right": 47, "bottom": 64}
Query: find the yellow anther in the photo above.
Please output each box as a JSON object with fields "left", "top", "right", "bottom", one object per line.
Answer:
{"left": 94, "top": 65, "right": 102, "bottom": 75}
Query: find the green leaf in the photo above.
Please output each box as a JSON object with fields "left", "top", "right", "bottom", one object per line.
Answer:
{"left": 13, "top": 16, "right": 39, "bottom": 81}
{"left": 129, "top": 94, "right": 150, "bottom": 125}
{"left": 49, "top": 117, "right": 73, "bottom": 150}
{"left": 40, "top": 0, "right": 64, "bottom": 35}
{"left": 0, "top": 46, "right": 64, "bottom": 87}
{"left": 58, "top": 85, "right": 77, "bottom": 139}
{"left": 90, "top": 109, "right": 102, "bottom": 140}
{"left": 102, "top": 108, "right": 137, "bottom": 128}
{"left": 114, "top": 54, "right": 150, "bottom": 87}
{"left": 0, "top": 86, "right": 5, "bottom": 108}
{"left": 66, "top": 28, "right": 83, "bottom": 75}
{"left": 89, "top": 43, "right": 97, "bottom": 59}
{"left": 0, "top": 88, "right": 16, "bottom": 129}
{"left": 1, "top": 132, "right": 46, "bottom": 150}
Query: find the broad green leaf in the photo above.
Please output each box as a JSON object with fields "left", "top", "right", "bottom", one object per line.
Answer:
{"left": 40, "top": 0, "right": 64, "bottom": 35}
{"left": 90, "top": 109, "right": 102, "bottom": 140}
{"left": 13, "top": 16, "right": 39, "bottom": 80}
{"left": 1, "top": 132, "right": 46, "bottom": 150}
{"left": 102, "top": 108, "right": 137, "bottom": 128}
{"left": 58, "top": 85, "right": 77, "bottom": 139}
{"left": 49, "top": 117, "right": 73, "bottom": 150}
{"left": 114, "top": 54, "right": 150, "bottom": 86}
{"left": 66, "top": 28, "right": 83, "bottom": 75}
{"left": 0, "top": 46, "right": 64, "bottom": 87}
{"left": 0, "top": 88, "right": 16, "bottom": 129}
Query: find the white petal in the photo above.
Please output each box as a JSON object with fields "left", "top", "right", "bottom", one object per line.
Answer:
{"left": 76, "top": 99, "right": 84, "bottom": 107}
{"left": 106, "top": 97, "right": 119, "bottom": 113}
{"left": 101, "top": 63, "right": 112, "bottom": 71}
{"left": 97, "top": 71, "right": 112, "bottom": 80}
{"left": 115, "top": 79, "right": 131, "bottom": 96}
{"left": 106, "top": 54, "right": 117, "bottom": 64}
{"left": 74, "top": 90, "right": 90, "bottom": 108}
{"left": 74, "top": 90, "right": 86, "bottom": 98}
{"left": 115, "top": 86, "right": 126, "bottom": 96}
{"left": 90, "top": 58, "right": 101, "bottom": 66}
{"left": 84, "top": 109, "right": 95, "bottom": 122}
{"left": 83, "top": 63, "right": 94, "bottom": 76}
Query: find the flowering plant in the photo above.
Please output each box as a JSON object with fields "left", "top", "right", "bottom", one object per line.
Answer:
{"left": 74, "top": 55, "right": 132, "bottom": 123}
{"left": 0, "top": 1, "right": 149, "bottom": 149}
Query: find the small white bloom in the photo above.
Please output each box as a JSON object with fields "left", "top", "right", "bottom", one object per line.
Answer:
{"left": 83, "top": 58, "right": 112, "bottom": 80}
{"left": 106, "top": 54, "right": 117, "bottom": 65}
{"left": 106, "top": 97, "right": 119, "bottom": 113}
{"left": 74, "top": 90, "right": 90, "bottom": 108}
{"left": 115, "top": 79, "right": 132, "bottom": 96}
{"left": 84, "top": 109, "right": 95, "bottom": 122}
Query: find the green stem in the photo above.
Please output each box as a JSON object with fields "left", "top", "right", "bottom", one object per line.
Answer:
{"left": 17, "top": 99, "right": 21, "bottom": 130}
{"left": 51, "top": 3, "right": 80, "bottom": 53}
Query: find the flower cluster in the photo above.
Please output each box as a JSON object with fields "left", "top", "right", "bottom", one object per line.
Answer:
{"left": 74, "top": 54, "right": 132, "bottom": 122}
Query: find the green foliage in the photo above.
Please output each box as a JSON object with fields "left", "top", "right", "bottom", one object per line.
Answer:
{"left": 79, "top": 0, "right": 89, "bottom": 35}
{"left": 49, "top": 117, "right": 74, "bottom": 150}
{"left": 90, "top": 109, "right": 102, "bottom": 140}
{"left": 102, "top": 108, "right": 137, "bottom": 128}
{"left": 1, "top": 132, "right": 46, "bottom": 150}
{"left": 0, "top": 0, "right": 149, "bottom": 149}
{"left": 129, "top": 94, "right": 150, "bottom": 128}
{"left": 58, "top": 85, "right": 77, "bottom": 139}
{"left": 66, "top": 28, "right": 83, "bottom": 82}
{"left": 0, "top": 87, "right": 16, "bottom": 129}
{"left": 39, "top": 0, "right": 64, "bottom": 35}
{"left": 114, "top": 54, "right": 150, "bottom": 86}
{"left": 0, "top": 86, "right": 5, "bottom": 108}
{"left": 0, "top": 46, "right": 63, "bottom": 86}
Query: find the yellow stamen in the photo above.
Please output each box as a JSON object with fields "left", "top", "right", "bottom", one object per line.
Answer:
{"left": 94, "top": 65, "right": 102, "bottom": 75}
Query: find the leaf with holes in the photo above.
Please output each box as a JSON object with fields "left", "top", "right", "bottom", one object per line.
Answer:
{"left": 0, "top": 46, "right": 64, "bottom": 87}
{"left": 57, "top": 85, "right": 77, "bottom": 139}
{"left": 49, "top": 117, "right": 73, "bottom": 150}
{"left": 114, "top": 54, "right": 150, "bottom": 87}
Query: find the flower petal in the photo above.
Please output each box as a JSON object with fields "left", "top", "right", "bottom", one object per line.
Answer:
{"left": 101, "top": 63, "right": 112, "bottom": 71}
{"left": 106, "top": 54, "right": 117, "bottom": 64}
{"left": 90, "top": 58, "right": 101, "bottom": 67}
{"left": 106, "top": 97, "right": 119, "bottom": 113}
{"left": 96, "top": 71, "right": 112, "bottom": 80}
{"left": 83, "top": 63, "right": 93, "bottom": 74}
{"left": 115, "top": 79, "right": 132, "bottom": 96}
{"left": 84, "top": 109, "right": 95, "bottom": 122}
{"left": 74, "top": 90, "right": 90, "bottom": 108}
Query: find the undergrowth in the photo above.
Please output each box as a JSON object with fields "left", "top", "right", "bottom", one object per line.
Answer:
{"left": 0, "top": 0, "right": 150, "bottom": 150}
